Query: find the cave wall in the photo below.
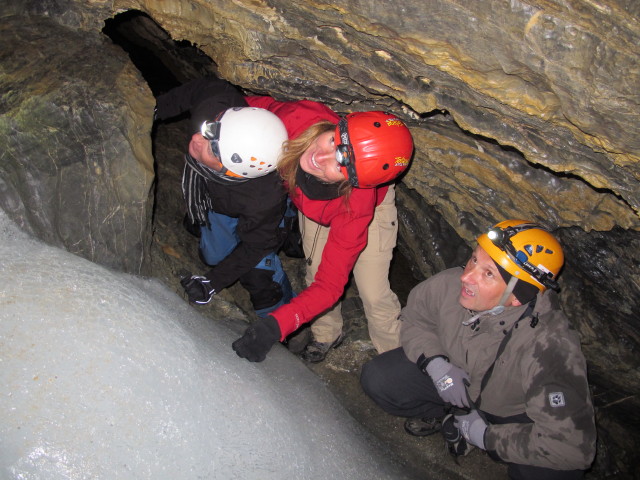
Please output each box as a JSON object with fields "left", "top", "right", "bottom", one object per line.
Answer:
{"left": 1, "top": 0, "right": 639, "bottom": 477}
{"left": 120, "top": 0, "right": 639, "bottom": 232}
{"left": 0, "top": 11, "right": 155, "bottom": 273}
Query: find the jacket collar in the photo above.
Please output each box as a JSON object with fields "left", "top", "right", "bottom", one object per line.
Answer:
{"left": 296, "top": 168, "right": 342, "bottom": 200}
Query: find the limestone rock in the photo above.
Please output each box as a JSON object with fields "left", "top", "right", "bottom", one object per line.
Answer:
{"left": 0, "top": 14, "right": 155, "bottom": 274}
{"left": 127, "top": 0, "right": 639, "bottom": 228}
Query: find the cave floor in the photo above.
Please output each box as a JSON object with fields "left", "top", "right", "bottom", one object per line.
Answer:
{"left": 149, "top": 119, "right": 508, "bottom": 480}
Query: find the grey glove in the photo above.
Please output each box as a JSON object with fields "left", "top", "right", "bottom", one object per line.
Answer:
{"left": 454, "top": 409, "right": 487, "bottom": 449}
{"left": 425, "top": 357, "right": 470, "bottom": 408}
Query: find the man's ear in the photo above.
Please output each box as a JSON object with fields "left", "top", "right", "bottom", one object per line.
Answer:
{"left": 507, "top": 295, "right": 522, "bottom": 307}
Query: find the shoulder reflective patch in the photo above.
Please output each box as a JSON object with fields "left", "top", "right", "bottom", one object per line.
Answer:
{"left": 549, "top": 392, "right": 566, "bottom": 407}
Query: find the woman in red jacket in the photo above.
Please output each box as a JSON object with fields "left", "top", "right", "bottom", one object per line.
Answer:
{"left": 233, "top": 96, "right": 414, "bottom": 363}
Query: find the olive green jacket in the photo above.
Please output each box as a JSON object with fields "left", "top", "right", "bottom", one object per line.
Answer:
{"left": 401, "top": 267, "right": 596, "bottom": 470}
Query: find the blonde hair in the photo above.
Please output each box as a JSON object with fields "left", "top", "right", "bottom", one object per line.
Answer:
{"left": 278, "top": 121, "right": 352, "bottom": 198}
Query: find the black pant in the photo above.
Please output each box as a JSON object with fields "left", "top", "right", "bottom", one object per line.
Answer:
{"left": 359, "top": 348, "right": 585, "bottom": 480}
{"left": 360, "top": 347, "right": 447, "bottom": 419}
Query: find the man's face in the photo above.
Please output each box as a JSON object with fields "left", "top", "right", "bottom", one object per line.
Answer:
{"left": 188, "top": 132, "right": 223, "bottom": 171}
{"left": 459, "top": 245, "right": 515, "bottom": 311}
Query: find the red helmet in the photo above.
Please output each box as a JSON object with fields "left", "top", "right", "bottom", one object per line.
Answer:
{"left": 334, "top": 111, "right": 413, "bottom": 188}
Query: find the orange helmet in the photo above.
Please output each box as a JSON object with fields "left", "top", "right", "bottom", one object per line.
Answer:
{"left": 334, "top": 111, "right": 413, "bottom": 188}
{"left": 477, "top": 219, "right": 564, "bottom": 292}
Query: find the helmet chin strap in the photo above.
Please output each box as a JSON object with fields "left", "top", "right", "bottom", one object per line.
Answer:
{"left": 462, "top": 276, "right": 519, "bottom": 326}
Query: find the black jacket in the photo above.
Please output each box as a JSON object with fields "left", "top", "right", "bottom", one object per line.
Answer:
{"left": 200, "top": 173, "right": 286, "bottom": 292}
{"left": 155, "top": 77, "right": 287, "bottom": 292}
{"left": 155, "top": 76, "right": 247, "bottom": 134}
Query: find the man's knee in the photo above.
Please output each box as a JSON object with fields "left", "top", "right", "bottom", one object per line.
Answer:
{"left": 360, "top": 355, "right": 392, "bottom": 400}
{"left": 240, "top": 268, "right": 284, "bottom": 310}
{"left": 360, "top": 360, "right": 377, "bottom": 396}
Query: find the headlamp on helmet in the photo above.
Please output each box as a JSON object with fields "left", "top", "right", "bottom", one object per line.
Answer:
{"left": 478, "top": 220, "right": 564, "bottom": 292}
{"left": 200, "top": 107, "right": 288, "bottom": 179}
{"left": 334, "top": 111, "right": 413, "bottom": 188}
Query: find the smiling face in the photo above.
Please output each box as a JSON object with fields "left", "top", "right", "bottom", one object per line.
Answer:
{"left": 188, "top": 132, "right": 223, "bottom": 171}
{"left": 459, "top": 245, "right": 519, "bottom": 312}
{"left": 299, "top": 130, "right": 347, "bottom": 184}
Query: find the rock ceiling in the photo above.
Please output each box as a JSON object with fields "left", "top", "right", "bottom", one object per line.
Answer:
{"left": 114, "top": 0, "right": 640, "bottom": 237}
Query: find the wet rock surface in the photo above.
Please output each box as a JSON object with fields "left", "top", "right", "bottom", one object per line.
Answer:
{"left": 0, "top": 14, "right": 155, "bottom": 274}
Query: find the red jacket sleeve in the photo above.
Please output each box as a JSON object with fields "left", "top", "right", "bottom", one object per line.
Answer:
{"left": 270, "top": 188, "right": 378, "bottom": 339}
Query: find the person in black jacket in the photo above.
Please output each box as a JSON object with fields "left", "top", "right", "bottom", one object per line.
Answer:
{"left": 154, "top": 77, "right": 294, "bottom": 317}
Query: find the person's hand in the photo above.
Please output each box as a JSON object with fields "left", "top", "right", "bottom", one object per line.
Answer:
{"left": 425, "top": 357, "right": 470, "bottom": 408}
{"left": 454, "top": 409, "right": 488, "bottom": 449}
{"left": 180, "top": 274, "right": 215, "bottom": 304}
{"left": 232, "top": 316, "right": 281, "bottom": 362}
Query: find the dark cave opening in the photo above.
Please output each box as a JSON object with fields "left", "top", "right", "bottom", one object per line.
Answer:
{"left": 102, "top": 10, "right": 183, "bottom": 96}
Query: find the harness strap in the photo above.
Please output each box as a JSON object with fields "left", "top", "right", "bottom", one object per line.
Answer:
{"left": 475, "top": 298, "right": 537, "bottom": 408}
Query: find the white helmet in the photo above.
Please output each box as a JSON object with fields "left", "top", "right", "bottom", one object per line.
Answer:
{"left": 200, "top": 107, "right": 287, "bottom": 179}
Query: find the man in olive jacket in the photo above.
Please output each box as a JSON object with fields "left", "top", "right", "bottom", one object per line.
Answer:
{"left": 360, "top": 220, "right": 596, "bottom": 479}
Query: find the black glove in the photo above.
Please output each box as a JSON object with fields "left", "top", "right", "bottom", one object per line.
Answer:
{"left": 232, "top": 316, "right": 281, "bottom": 362}
{"left": 180, "top": 274, "right": 215, "bottom": 304}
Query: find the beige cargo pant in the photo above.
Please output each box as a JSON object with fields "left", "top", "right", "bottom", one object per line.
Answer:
{"left": 300, "top": 185, "right": 401, "bottom": 353}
